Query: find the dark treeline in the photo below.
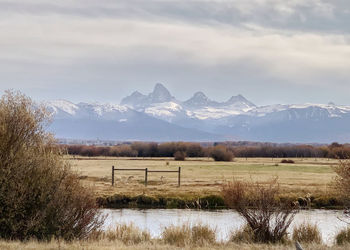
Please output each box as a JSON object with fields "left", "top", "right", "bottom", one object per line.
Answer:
{"left": 61, "top": 142, "right": 350, "bottom": 159}
{"left": 64, "top": 142, "right": 205, "bottom": 158}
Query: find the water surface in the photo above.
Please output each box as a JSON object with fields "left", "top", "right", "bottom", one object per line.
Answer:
{"left": 102, "top": 209, "right": 348, "bottom": 244}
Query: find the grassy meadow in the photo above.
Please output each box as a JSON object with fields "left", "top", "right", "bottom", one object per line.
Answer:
{"left": 70, "top": 156, "right": 338, "bottom": 202}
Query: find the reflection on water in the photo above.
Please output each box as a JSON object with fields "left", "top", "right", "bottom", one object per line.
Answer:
{"left": 101, "top": 209, "right": 348, "bottom": 245}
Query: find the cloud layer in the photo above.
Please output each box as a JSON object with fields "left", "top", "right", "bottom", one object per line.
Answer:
{"left": 0, "top": 0, "right": 349, "bottom": 104}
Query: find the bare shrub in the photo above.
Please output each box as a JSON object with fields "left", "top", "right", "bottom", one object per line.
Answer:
{"left": 0, "top": 91, "right": 103, "bottom": 241}
{"left": 161, "top": 224, "right": 216, "bottom": 247}
{"left": 292, "top": 223, "right": 322, "bottom": 244}
{"left": 334, "top": 162, "right": 350, "bottom": 244}
{"left": 336, "top": 227, "right": 350, "bottom": 245}
{"left": 210, "top": 145, "right": 234, "bottom": 162}
{"left": 174, "top": 151, "right": 186, "bottom": 161}
{"left": 334, "top": 161, "right": 350, "bottom": 199}
{"left": 103, "top": 223, "right": 150, "bottom": 245}
{"left": 222, "top": 178, "right": 298, "bottom": 243}
{"left": 334, "top": 160, "right": 350, "bottom": 216}
{"left": 281, "top": 159, "right": 295, "bottom": 164}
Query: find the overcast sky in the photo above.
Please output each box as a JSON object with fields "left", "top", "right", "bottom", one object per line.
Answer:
{"left": 0, "top": 0, "right": 349, "bottom": 105}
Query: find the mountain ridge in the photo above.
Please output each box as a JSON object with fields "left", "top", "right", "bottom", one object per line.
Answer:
{"left": 46, "top": 83, "right": 350, "bottom": 143}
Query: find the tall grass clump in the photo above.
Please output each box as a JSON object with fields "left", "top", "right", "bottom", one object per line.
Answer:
{"left": 230, "top": 224, "right": 254, "bottom": 243}
{"left": 162, "top": 224, "right": 216, "bottom": 247}
{"left": 292, "top": 223, "right": 322, "bottom": 244}
{"left": 103, "top": 224, "right": 150, "bottom": 244}
{"left": 335, "top": 227, "right": 350, "bottom": 245}
{"left": 0, "top": 91, "right": 103, "bottom": 241}
{"left": 222, "top": 178, "right": 298, "bottom": 243}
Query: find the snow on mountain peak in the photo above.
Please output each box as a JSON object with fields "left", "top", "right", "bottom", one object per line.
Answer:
{"left": 46, "top": 100, "right": 129, "bottom": 119}
{"left": 46, "top": 100, "right": 78, "bottom": 115}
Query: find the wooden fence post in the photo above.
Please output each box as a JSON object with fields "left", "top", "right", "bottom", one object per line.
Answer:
{"left": 178, "top": 167, "right": 181, "bottom": 187}
{"left": 112, "top": 165, "right": 115, "bottom": 186}
{"left": 145, "top": 168, "right": 148, "bottom": 186}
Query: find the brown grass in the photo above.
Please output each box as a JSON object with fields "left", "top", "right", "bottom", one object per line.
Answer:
{"left": 230, "top": 225, "right": 254, "bottom": 243}
{"left": 69, "top": 156, "right": 338, "bottom": 200}
{"left": 161, "top": 224, "right": 216, "bottom": 247}
{"left": 0, "top": 240, "right": 349, "bottom": 250}
{"left": 292, "top": 223, "right": 322, "bottom": 244}
{"left": 101, "top": 223, "right": 151, "bottom": 245}
{"left": 335, "top": 227, "right": 350, "bottom": 245}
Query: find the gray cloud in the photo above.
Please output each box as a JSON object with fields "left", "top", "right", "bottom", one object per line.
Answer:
{"left": 0, "top": 0, "right": 349, "bottom": 105}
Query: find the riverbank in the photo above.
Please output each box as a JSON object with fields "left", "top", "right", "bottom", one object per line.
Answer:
{"left": 97, "top": 193, "right": 344, "bottom": 209}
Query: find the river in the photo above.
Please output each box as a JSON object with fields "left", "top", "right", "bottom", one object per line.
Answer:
{"left": 101, "top": 209, "right": 349, "bottom": 245}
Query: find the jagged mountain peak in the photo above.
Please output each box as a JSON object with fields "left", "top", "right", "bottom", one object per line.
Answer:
{"left": 149, "top": 83, "right": 173, "bottom": 103}
{"left": 184, "top": 91, "right": 217, "bottom": 108}
{"left": 153, "top": 83, "right": 168, "bottom": 91}
{"left": 130, "top": 91, "right": 145, "bottom": 97}
{"left": 193, "top": 91, "right": 209, "bottom": 100}
{"left": 121, "top": 83, "right": 175, "bottom": 108}
{"left": 226, "top": 94, "right": 256, "bottom": 107}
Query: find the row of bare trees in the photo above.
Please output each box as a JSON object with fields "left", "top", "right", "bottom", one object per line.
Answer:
{"left": 62, "top": 142, "right": 350, "bottom": 159}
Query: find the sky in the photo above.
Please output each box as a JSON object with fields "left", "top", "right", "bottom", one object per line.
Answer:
{"left": 0, "top": 0, "right": 349, "bottom": 106}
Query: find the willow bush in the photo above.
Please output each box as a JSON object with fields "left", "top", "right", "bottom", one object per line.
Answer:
{"left": 222, "top": 178, "right": 298, "bottom": 243}
{"left": 0, "top": 91, "right": 103, "bottom": 241}
{"left": 210, "top": 145, "right": 234, "bottom": 162}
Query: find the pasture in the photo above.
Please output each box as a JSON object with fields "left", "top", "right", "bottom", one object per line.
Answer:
{"left": 70, "top": 157, "right": 339, "bottom": 199}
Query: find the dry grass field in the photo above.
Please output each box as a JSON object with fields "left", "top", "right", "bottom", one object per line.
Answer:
{"left": 70, "top": 157, "right": 339, "bottom": 199}
{"left": 0, "top": 240, "right": 347, "bottom": 250}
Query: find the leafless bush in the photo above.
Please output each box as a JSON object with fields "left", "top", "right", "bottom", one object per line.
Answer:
{"left": 334, "top": 161, "right": 350, "bottom": 199}
{"left": 281, "top": 159, "right": 295, "bottom": 164}
{"left": 0, "top": 91, "right": 103, "bottom": 241}
{"left": 222, "top": 178, "right": 298, "bottom": 243}
{"left": 174, "top": 151, "right": 186, "bottom": 161}
{"left": 210, "top": 145, "right": 234, "bottom": 162}
{"left": 333, "top": 160, "right": 350, "bottom": 225}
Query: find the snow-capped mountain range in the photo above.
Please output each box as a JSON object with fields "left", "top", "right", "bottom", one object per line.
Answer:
{"left": 46, "top": 83, "right": 350, "bottom": 143}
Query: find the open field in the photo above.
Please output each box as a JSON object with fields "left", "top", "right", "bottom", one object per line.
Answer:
{"left": 70, "top": 157, "right": 339, "bottom": 200}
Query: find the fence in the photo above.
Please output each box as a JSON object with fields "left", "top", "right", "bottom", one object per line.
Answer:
{"left": 111, "top": 166, "right": 181, "bottom": 187}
